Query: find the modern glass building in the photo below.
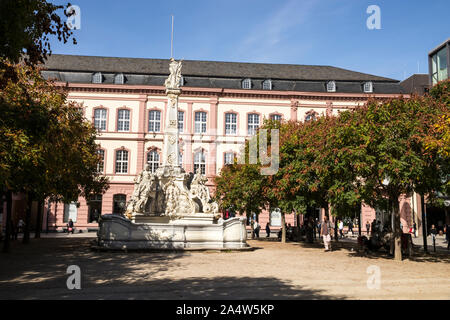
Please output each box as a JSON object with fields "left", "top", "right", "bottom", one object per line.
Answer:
{"left": 429, "top": 38, "right": 450, "bottom": 85}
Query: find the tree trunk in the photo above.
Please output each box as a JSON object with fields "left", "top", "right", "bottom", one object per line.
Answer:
{"left": 22, "top": 193, "right": 33, "bottom": 244}
{"left": 46, "top": 200, "right": 50, "bottom": 234}
{"left": 281, "top": 212, "right": 286, "bottom": 243}
{"left": 421, "top": 194, "right": 428, "bottom": 253}
{"left": 35, "top": 200, "right": 43, "bottom": 239}
{"left": 334, "top": 216, "right": 339, "bottom": 242}
{"left": 358, "top": 204, "right": 362, "bottom": 237}
{"left": 249, "top": 213, "right": 255, "bottom": 239}
{"left": 2, "top": 190, "right": 13, "bottom": 253}
{"left": 392, "top": 196, "right": 402, "bottom": 261}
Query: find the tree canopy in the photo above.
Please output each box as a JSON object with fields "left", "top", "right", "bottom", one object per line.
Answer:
{"left": 0, "top": 60, "right": 109, "bottom": 202}
{"left": 214, "top": 80, "right": 450, "bottom": 259}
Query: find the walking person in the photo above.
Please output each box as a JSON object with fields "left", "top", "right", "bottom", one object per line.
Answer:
{"left": 17, "top": 219, "right": 25, "bottom": 237}
{"left": 317, "top": 219, "right": 321, "bottom": 237}
{"left": 430, "top": 224, "right": 437, "bottom": 252}
{"left": 348, "top": 220, "right": 353, "bottom": 235}
{"left": 366, "top": 221, "right": 371, "bottom": 237}
{"left": 9, "top": 219, "right": 17, "bottom": 240}
{"left": 338, "top": 220, "right": 344, "bottom": 238}
{"left": 413, "top": 222, "right": 417, "bottom": 238}
{"left": 253, "top": 220, "right": 260, "bottom": 238}
{"left": 321, "top": 216, "right": 332, "bottom": 252}
{"left": 265, "top": 223, "right": 271, "bottom": 238}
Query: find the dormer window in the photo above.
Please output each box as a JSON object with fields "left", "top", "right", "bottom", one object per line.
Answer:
{"left": 114, "top": 73, "right": 124, "bottom": 84}
{"left": 363, "top": 81, "right": 373, "bottom": 93}
{"left": 92, "top": 72, "right": 102, "bottom": 84}
{"left": 262, "top": 79, "right": 272, "bottom": 90}
{"left": 326, "top": 81, "right": 336, "bottom": 92}
{"left": 242, "top": 78, "right": 252, "bottom": 89}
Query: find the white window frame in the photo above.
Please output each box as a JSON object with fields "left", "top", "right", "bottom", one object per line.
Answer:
{"left": 326, "top": 81, "right": 336, "bottom": 92}
{"left": 248, "top": 113, "right": 260, "bottom": 136}
{"left": 225, "top": 113, "right": 237, "bottom": 135}
{"left": 115, "top": 150, "right": 128, "bottom": 174}
{"left": 97, "top": 149, "right": 105, "bottom": 173}
{"left": 94, "top": 108, "right": 107, "bottom": 131}
{"left": 178, "top": 111, "right": 184, "bottom": 133}
{"left": 117, "top": 109, "right": 130, "bottom": 132}
{"left": 363, "top": 81, "right": 373, "bottom": 93}
{"left": 63, "top": 202, "right": 78, "bottom": 223}
{"left": 224, "top": 152, "right": 234, "bottom": 165}
{"left": 114, "top": 73, "right": 124, "bottom": 84}
{"left": 262, "top": 79, "right": 272, "bottom": 90}
{"left": 147, "top": 150, "right": 160, "bottom": 173}
{"left": 148, "top": 110, "right": 161, "bottom": 132}
{"left": 194, "top": 151, "right": 206, "bottom": 175}
{"left": 194, "top": 111, "right": 207, "bottom": 134}
{"left": 92, "top": 72, "right": 102, "bottom": 84}
{"left": 242, "top": 78, "right": 252, "bottom": 89}
{"left": 271, "top": 114, "right": 282, "bottom": 121}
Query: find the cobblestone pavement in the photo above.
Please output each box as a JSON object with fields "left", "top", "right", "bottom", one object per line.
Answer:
{"left": 0, "top": 237, "right": 449, "bottom": 300}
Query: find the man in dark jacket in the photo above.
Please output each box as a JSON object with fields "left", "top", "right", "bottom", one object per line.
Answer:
{"left": 265, "top": 223, "right": 271, "bottom": 238}
{"left": 67, "top": 219, "right": 75, "bottom": 234}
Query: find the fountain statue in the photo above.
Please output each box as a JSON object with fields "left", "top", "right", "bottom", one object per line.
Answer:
{"left": 96, "top": 59, "right": 248, "bottom": 250}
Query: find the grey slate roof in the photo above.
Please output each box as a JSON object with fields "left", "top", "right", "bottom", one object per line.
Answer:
{"left": 41, "top": 54, "right": 403, "bottom": 94}
{"left": 400, "top": 74, "right": 430, "bottom": 95}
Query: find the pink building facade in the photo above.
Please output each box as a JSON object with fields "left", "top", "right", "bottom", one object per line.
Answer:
{"left": 1, "top": 54, "right": 430, "bottom": 235}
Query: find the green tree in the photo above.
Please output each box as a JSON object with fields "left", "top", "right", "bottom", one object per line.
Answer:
{"left": 214, "top": 163, "right": 265, "bottom": 239}
{"left": 1, "top": 61, "right": 108, "bottom": 251}
{"left": 0, "top": 0, "right": 76, "bottom": 66}
{"left": 331, "top": 93, "right": 449, "bottom": 260}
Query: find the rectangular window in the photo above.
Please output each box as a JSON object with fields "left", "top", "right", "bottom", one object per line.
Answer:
{"left": 148, "top": 110, "right": 161, "bottom": 132}
{"left": 327, "top": 81, "right": 336, "bottom": 92}
{"left": 117, "top": 109, "right": 130, "bottom": 131}
{"left": 437, "top": 47, "right": 448, "bottom": 84}
{"left": 225, "top": 113, "right": 237, "bottom": 135}
{"left": 248, "top": 114, "right": 260, "bottom": 136}
{"left": 97, "top": 149, "right": 105, "bottom": 173}
{"left": 113, "top": 194, "right": 127, "bottom": 215}
{"left": 271, "top": 114, "right": 281, "bottom": 121}
{"left": 88, "top": 194, "right": 102, "bottom": 223}
{"left": 94, "top": 109, "right": 107, "bottom": 131}
{"left": 178, "top": 111, "right": 184, "bottom": 133}
{"left": 194, "top": 152, "right": 206, "bottom": 175}
{"left": 363, "top": 82, "right": 373, "bottom": 93}
{"left": 195, "top": 112, "right": 207, "bottom": 134}
{"left": 115, "top": 150, "right": 128, "bottom": 174}
{"left": 63, "top": 202, "right": 78, "bottom": 223}
{"left": 224, "top": 152, "right": 234, "bottom": 165}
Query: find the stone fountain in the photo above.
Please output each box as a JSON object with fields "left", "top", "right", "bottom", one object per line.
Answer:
{"left": 96, "top": 59, "right": 248, "bottom": 250}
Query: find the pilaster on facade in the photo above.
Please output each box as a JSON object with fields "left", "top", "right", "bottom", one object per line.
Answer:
{"left": 290, "top": 99, "right": 299, "bottom": 121}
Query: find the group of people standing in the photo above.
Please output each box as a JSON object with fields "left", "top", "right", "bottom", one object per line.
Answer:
{"left": 6, "top": 218, "right": 25, "bottom": 240}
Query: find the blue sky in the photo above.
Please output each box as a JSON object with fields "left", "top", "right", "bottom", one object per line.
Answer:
{"left": 50, "top": 0, "right": 449, "bottom": 81}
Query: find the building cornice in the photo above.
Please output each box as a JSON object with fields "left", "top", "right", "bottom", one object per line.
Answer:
{"left": 56, "top": 82, "right": 408, "bottom": 102}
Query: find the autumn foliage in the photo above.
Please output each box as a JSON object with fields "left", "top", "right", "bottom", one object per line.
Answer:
{"left": 214, "top": 80, "right": 450, "bottom": 259}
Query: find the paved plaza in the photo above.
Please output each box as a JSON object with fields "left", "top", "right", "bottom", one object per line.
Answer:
{"left": 0, "top": 235, "right": 449, "bottom": 300}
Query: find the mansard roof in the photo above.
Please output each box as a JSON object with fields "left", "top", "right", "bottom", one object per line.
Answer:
{"left": 41, "top": 54, "right": 403, "bottom": 94}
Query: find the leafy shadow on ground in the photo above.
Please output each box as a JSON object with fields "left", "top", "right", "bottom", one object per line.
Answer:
{"left": 0, "top": 238, "right": 346, "bottom": 300}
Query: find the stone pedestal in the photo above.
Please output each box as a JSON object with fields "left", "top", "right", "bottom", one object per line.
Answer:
{"left": 96, "top": 58, "right": 249, "bottom": 251}
{"left": 97, "top": 214, "right": 248, "bottom": 250}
